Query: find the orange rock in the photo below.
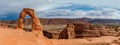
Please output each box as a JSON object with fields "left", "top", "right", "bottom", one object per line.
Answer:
{"left": 73, "top": 23, "right": 89, "bottom": 31}
{"left": 59, "top": 23, "right": 75, "bottom": 39}
{"left": 59, "top": 23, "right": 91, "bottom": 39}
{"left": 16, "top": 8, "right": 45, "bottom": 39}
{"left": 17, "top": 8, "right": 42, "bottom": 30}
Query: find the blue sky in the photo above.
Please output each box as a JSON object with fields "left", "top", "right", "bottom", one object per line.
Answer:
{"left": 0, "top": 0, "right": 120, "bottom": 20}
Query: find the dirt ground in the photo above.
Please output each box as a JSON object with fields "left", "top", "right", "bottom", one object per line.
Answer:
{"left": 0, "top": 27, "right": 120, "bottom": 45}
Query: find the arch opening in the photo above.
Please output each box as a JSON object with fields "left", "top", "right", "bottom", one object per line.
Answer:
{"left": 17, "top": 8, "right": 42, "bottom": 30}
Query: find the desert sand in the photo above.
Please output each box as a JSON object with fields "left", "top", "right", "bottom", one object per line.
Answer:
{"left": 0, "top": 27, "right": 119, "bottom": 45}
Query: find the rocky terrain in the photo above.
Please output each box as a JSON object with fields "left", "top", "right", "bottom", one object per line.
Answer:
{"left": 0, "top": 8, "right": 120, "bottom": 45}
{"left": 0, "top": 27, "right": 120, "bottom": 45}
{"left": 1, "top": 20, "right": 120, "bottom": 39}
{"left": 1, "top": 18, "right": 120, "bottom": 25}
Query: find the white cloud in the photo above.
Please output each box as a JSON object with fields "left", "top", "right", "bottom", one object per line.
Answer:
{"left": 1, "top": 0, "right": 120, "bottom": 13}
{"left": 0, "top": 0, "right": 120, "bottom": 20}
{"left": 37, "top": 8, "right": 120, "bottom": 19}
{"left": 48, "top": 0, "right": 52, "bottom": 3}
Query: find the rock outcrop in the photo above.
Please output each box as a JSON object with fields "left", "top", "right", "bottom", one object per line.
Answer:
{"left": 58, "top": 23, "right": 120, "bottom": 38}
{"left": 0, "top": 27, "right": 116, "bottom": 45}
{"left": 17, "top": 8, "right": 42, "bottom": 30}
{"left": 73, "top": 23, "right": 89, "bottom": 31}
{"left": 0, "top": 18, "right": 90, "bottom": 26}
{"left": 58, "top": 23, "right": 75, "bottom": 39}
{"left": 17, "top": 8, "right": 45, "bottom": 39}
{"left": 43, "top": 31, "right": 53, "bottom": 39}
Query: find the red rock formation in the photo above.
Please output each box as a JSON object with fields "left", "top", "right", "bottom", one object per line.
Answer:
{"left": 0, "top": 18, "right": 91, "bottom": 25}
{"left": 58, "top": 21, "right": 91, "bottom": 39}
{"left": 17, "top": 8, "right": 42, "bottom": 30}
{"left": 73, "top": 23, "right": 89, "bottom": 31}
{"left": 17, "top": 8, "right": 45, "bottom": 39}
{"left": 58, "top": 23, "right": 75, "bottom": 39}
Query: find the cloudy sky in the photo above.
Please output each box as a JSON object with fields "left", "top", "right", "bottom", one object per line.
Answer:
{"left": 0, "top": 0, "right": 120, "bottom": 20}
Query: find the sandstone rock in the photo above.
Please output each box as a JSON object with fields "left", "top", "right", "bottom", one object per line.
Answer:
{"left": 43, "top": 31, "right": 53, "bottom": 39}
{"left": 73, "top": 23, "right": 90, "bottom": 31}
{"left": 72, "top": 23, "right": 90, "bottom": 37}
{"left": 0, "top": 18, "right": 90, "bottom": 25}
{"left": 16, "top": 8, "right": 45, "bottom": 39}
{"left": 17, "top": 8, "right": 42, "bottom": 30}
{"left": 23, "top": 28, "right": 53, "bottom": 39}
{"left": 58, "top": 23, "right": 75, "bottom": 39}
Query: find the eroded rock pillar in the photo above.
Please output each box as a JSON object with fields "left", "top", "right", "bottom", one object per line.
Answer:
{"left": 58, "top": 23, "right": 75, "bottom": 39}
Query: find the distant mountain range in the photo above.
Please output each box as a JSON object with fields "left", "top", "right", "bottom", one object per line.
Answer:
{"left": 0, "top": 18, "right": 120, "bottom": 25}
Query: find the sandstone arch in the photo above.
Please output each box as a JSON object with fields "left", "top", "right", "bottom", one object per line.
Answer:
{"left": 17, "top": 8, "right": 42, "bottom": 30}
{"left": 58, "top": 23, "right": 75, "bottom": 39}
{"left": 17, "top": 8, "right": 45, "bottom": 39}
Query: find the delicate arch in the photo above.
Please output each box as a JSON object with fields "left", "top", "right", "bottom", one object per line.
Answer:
{"left": 17, "top": 8, "right": 42, "bottom": 30}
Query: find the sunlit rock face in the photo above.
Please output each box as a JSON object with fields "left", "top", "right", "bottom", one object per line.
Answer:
{"left": 17, "top": 8, "right": 42, "bottom": 30}
{"left": 17, "top": 8, "right": 45, "bottom": 39}
{"left": 58, "top": 23, "right": 75, "bottom": 39}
